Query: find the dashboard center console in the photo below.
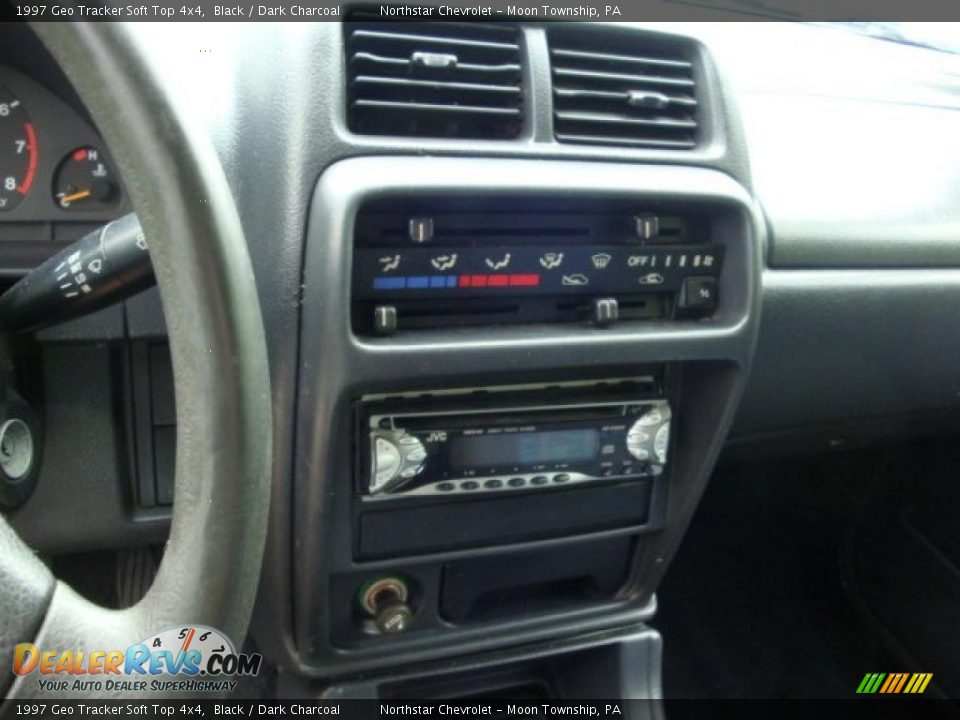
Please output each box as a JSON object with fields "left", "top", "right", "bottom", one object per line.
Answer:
{"left": 293, "top": 155, "right": 762, "bottom": 677}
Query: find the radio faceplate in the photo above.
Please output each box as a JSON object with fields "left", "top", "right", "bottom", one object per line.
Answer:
{"left": 361, "top": 398, "right": 671, "bottom": 501}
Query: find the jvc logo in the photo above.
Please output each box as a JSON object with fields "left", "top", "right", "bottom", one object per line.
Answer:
{"left": 427, "top": 431, "right": 448, "bottom": 443}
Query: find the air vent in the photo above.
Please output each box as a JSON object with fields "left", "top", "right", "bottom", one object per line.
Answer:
{"left": 549, "top": 31, "right": 699, "bottom": 149}
{"left": 345, "top": 19, "right": 524, "bottom": 140}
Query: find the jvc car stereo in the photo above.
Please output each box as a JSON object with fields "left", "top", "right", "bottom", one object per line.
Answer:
{"left": 358, "top": 385, "right": 671, "bottom": 500}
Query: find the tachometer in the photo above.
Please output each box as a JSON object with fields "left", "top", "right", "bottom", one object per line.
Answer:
{"left": 0, "top": 84, "right": 38, "bottom": 212}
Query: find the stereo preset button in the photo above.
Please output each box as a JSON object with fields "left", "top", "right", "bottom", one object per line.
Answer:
{"left": 461, "top": 481, "right": 479, "bottom": 491}
{"left": 508, "top": 477, "right": 526, "bottom": 488}
{"left": 437, "top": 482, "right": 455, "bottom": 492}
{"left": 628, "top": 447, "right": 650, "bottom": 461}
{"left": 404, "top": 448, "right": 427, "bottom": 463}
{"left": 531, "top": 475, "right": 549, "bottom": 486}
{"left": 484, "top": 479, "right": 503, "bottom": 489}
{"left": 553, "top": 474, "right": 571, "bottom": 484}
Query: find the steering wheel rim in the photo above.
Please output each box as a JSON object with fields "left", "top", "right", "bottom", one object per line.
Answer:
{"left": 1, "top": 23, "right": 272, "bottom": 698}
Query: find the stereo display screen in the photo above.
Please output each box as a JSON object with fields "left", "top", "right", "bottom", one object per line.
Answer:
{"left": 449, "top": 429, "right": 600, "bottom": 468}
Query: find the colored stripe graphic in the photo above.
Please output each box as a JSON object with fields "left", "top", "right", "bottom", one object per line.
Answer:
{"left": 856, "top": 673, "right": 885, "bottom": 694}
{"left": 894, "top": 673, "right": 909, "bottom": 693}
{"left": 857, "top": 672, "right": 933, "bottom": 694}
{"left": 879, "top": 674, "right": 895, "bottom": 694}
{"left": 375, "top": 274, "right": 542, "bottom": 290}
{"left": 905, "top": 673, "right": 933, "bottom": 694}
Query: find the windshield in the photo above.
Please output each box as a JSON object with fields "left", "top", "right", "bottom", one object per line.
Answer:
{"left": 822, "top": 22, "right": 960, "bottom": 54}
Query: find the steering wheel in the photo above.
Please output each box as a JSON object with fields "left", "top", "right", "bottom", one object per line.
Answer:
{"left": 0, "top": 23, "right": 272, "bottom": 698}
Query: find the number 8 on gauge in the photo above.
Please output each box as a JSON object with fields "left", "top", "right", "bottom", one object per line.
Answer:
{"left": 0, "top": 83, "right": 39, "bottom": 212}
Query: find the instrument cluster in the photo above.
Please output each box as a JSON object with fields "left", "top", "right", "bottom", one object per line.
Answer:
{"left": 0, "top": 64, "right": 130, "bottom": 272}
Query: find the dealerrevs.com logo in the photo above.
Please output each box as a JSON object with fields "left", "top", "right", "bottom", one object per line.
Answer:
{"left": 12, "top": 625, "right": 262, "bottom": 693}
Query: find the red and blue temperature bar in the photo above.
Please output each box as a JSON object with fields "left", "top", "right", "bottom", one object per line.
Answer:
{"left": 374, "top": 274, "right": 541, "bottom": 291}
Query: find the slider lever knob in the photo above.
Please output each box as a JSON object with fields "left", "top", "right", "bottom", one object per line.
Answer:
{"left": 593, "top": 297, "right": 619, "bottom": 327}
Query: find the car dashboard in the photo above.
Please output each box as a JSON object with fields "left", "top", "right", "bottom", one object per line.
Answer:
{"left": 1, "top": 18, "right": 960, "bottom": 699}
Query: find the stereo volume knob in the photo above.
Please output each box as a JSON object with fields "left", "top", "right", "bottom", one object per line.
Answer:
{"left": 372, "top": 436, "right": 403, "bottom": 493}
{"left": 370, "top": 431, "right": 427, "bottom": 494}
{"left": 626, "top": 402, "right": 671, "bottom": 464}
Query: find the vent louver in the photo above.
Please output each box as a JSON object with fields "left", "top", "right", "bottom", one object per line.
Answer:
{"left": 549, "top": 31, "right": 700, "bottom": 149}
{"left": 345, "top": 20, "right": 524, "bottom": 140}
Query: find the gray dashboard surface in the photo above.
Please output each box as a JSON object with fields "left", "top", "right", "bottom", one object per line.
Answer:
{"left": 686, "top": 23, "right": 960, "bottom": 438}
{"left": 696, "top": 22, "right": 960, "bottom": 268}
{"left": 734, "top": 269, "right": 960, "bottom": 438}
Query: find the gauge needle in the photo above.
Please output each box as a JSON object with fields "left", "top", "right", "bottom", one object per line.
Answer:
{"left": 60, "top": 189, "right": 91, "bottom": 206}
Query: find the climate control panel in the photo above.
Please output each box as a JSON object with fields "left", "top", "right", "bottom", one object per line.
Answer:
{"left": 355, "top": 244, "right": 722, "bottom": 300}
{"left": 351, "top": 200, "right": 726, "bottom": 334}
